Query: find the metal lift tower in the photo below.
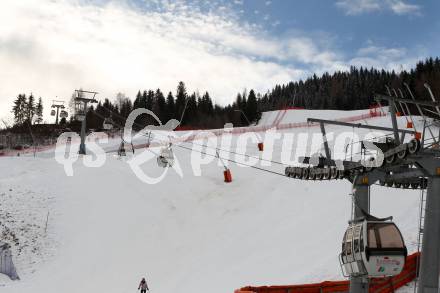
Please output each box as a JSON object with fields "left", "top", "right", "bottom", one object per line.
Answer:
{"left": 284, "top": 87, "right": 440, "bottom": 293}
{"left": 74, "top": 90, "right": 98, "bottom": 155}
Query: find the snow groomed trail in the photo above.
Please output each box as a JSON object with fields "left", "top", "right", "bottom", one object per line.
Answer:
{"left": 0, "top": 108, "right": 426, "bottom": 293}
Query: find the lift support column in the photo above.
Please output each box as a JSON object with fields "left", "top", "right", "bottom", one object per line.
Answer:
{"left": 350, "top": 176, "right": 370, "bottom": 293}
{"left": 79, "top": 101, "right": 88, "bottom": 155}
{"left": 417, "top": 159, "right": 440, "bottom": 293}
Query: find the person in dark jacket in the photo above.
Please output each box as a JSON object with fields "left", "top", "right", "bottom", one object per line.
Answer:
{"left": 138, "top": 277, "right": 149, "bottom": 293}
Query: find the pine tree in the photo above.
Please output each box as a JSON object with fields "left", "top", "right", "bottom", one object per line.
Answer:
{"left": 35, "top": 97, "right": 44, "bottom": 124}
{"left": 175, "top": 81, "right": 187, "bottom": 123}
{"left": 146, "top": 90, "right": 154, "bottom": 110}
{"left": 185, "top": 93, "right": 198, "bottom": 126}
{"left": 200, "top": 92, "right": 214, "bottom": 116}
{"left": 120, "top": 99, "right": 133, "bottom": 119}
{"left": 133, "top": 91, "right": 142, "bottom": 109}
{"left": 154, "top": 89, "right": 167, "bottom": 124}
{"left": 166, "top": 92, "right": 175, "bottom": 121}
{"left": 241, "top": 89, "right": 248, "bottom": 110}
{"left": 141, "top": 91, "right": 148, "bottom": 108}
{"left": 7, "top": 57, "right": 438, "bottom": 132}
{"left": 12, "top": 94, "right": 27, "bottom": 125}
{"left": 27, "top": 93, "right": 36, "bottom": 123}
{"left": 246, "top": 89, "right": 258, "bottom": 124}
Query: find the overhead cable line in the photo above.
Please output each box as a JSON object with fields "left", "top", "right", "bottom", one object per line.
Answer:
{"left": 181, "top": 140, "right": 287, "bottom": 166}
{"left": 174, "top": 143, "right": 288, "bottom": 178}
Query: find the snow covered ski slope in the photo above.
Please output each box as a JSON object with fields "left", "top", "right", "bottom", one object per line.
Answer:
{"left": 0, "top": 108, "right": 427, "bottom": 293}
{"left": 258, "top": 108, "right": 373, "bottom": 126}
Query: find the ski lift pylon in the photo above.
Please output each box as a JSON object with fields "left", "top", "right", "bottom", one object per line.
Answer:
{"left": 74, "top": 101, "right": 86, "bottom": 121}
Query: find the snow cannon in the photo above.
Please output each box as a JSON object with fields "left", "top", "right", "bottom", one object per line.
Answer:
{"left": 224, "top": 169, "right": 232, "bottom": 183}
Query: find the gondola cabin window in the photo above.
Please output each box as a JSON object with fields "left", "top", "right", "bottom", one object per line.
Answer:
{"left": 367, "top": 223, "right": 404, "bottom": 248}
{"left": 368, "top": 226, "right": 378, "bottom": 248}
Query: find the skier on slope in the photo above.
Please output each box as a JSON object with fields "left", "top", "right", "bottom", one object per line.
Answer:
{"left": 138, "top": 277, "right": 149, "bottom": 293}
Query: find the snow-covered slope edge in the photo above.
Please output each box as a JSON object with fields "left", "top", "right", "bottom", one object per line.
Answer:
{"left": 0, "top": 109, "right": 424, "bottom": 293}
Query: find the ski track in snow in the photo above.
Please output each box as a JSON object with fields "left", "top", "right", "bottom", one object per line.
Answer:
{"left": 0, "top": 109, "right": 431, "bottom": 292}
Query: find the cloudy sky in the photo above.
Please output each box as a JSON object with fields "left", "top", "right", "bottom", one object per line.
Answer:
{"left": 0, "top": 0, "right": 439, "bottom": 123}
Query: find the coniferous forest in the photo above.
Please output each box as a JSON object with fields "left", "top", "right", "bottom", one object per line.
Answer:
{"left": 6, "top": 57, "right": 440, "bottom": 133}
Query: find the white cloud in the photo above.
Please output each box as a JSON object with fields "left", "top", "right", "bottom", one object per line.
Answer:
{"left": 0, "top": 0, "right": 344, "bottom": 121}
{"left": 0, "top": 0, "right": 422, "bottom": 122}
{"left": 336, "top": 0, "right": 421, "bottom": 16}
{"left": 336, "top": 0, "right": 381, "bottom": 15}
{"left": 0, "top": 0, "right": 306, "bottom": 121}
{"left": 350, "top": 45, "right": 421, "bottom": 71}
{"left": 271, "top": 20, "right": 281, "bottom": 27}
{"left": 389, "top": 1, "right": 421, "bottom": 15}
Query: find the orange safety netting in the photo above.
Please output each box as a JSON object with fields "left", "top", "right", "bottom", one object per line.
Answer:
{"left": 235, "top": 252, "right": 419, "bottom": 293}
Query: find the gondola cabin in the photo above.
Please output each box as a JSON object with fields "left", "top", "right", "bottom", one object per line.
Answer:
{"left": 340, "top": 217, "right": 407, "bottom": 277}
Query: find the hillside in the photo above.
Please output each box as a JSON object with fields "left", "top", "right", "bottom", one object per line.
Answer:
{"left": 0, "top": 109, "right": 426, "bottom": 293}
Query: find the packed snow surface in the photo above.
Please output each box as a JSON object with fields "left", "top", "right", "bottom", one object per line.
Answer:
{"left": 258, "top": 108, "right": 377, "bottom": 126}
{"left": 0, "top": 109, "right": 426, "bottom": 293}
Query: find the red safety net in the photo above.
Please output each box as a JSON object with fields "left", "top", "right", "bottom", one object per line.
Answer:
{"left": 235, "top": 252, "right": 419, "bottom": 293}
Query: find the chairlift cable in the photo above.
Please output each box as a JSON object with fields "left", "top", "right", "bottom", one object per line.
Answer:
{"left": 88, "top": 109, "right": 136, "bottom": 154}
{"left": 89, "top": 113, "right": 424, "bottom": 184}
{"left": 93, "top": 107, "right": 367, "bottom": 175}
{"left": 181, "top": 140, "right": 286, "bottom": 166}
{"left": 174, "top": 144, "right": 288, "bottom": 178}
{"left": 96, "top": 106, "right": 293, "bottom": 154}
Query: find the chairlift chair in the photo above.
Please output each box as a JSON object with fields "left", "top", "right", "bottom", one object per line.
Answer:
{"left": 103, "top": 118, "right": 113, "bottom": 130}
{"left": 340, "top": 215, "right": 407, "bottom": 278}
{"left": 60, "top": 110, "right": 68, "bottom": 118}
{"left": 157, "top": 145, "right": 174, "bottom": 168}
{"left": 118, "top": 141, "right": 126, "bottom": 157}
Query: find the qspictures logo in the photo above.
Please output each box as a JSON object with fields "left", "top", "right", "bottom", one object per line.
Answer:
{"left": 55, "top": 108, "right": 385, "bottom": 184}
